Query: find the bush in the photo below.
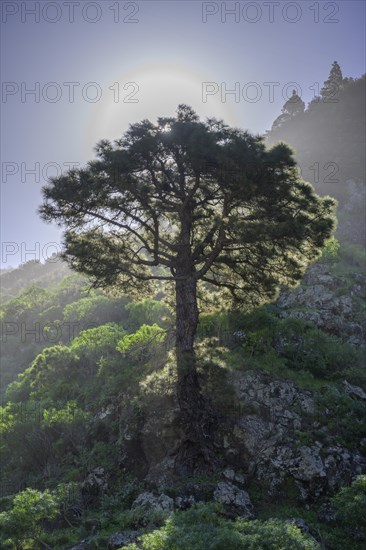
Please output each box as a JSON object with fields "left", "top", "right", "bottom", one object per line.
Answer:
{"left": 240, "top": 315, "right": 364, "bottom": 381}
{"left": 320, "top": 237, "right": 340, "bottom": 264}
{"left": 0, "top": 488, "right": 59, "bottom": 548}
{"left": 316, "top": 388, "right": 366, "bottom": 447}
{"left": 123, "top": 503, "right": 320, "bottom": 550}
{"left": 332, "top": 475, "right": 366, "bottom": 531}
{"left": 125, "top": 299, "right": 171, "bottom": 329}
{"left": 117, "top": 324, "right": 167, "bottom": 365}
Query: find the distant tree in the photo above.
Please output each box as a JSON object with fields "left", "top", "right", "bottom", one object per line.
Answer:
{"left": 321, "top": 61, "right": 344, "bottom": 102}
{"left": 271, "top": 90, "right": 305, "bottom": 131}
{"left": 40, "top": 105, "right": 335, "bottom": 474}
{"left": 282, "top": 89, "right": 305, "bottom": 116}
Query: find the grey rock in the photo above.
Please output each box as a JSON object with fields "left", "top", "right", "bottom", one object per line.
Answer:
{"left": 81, "top": 467, "right": 108, "bottom": 499}
{"left": 222, "top": 468, "right": 246, "bottom": 485}
{"left": 290, "top": 446, "right": 327, "bottom": 482}
{"left": 343, "top": 380, "right": 366, "bottom": 400}
{"left": 175, "top": 494, "right": 196, "bottom": 510}
{"left": 214, "top": 481, "right": 254, "bottom": 518}
{"left": 108, "top": 530, "right": 142, "bottom": 549}
{"left": 277, "top": 263, "right": 366, "bottom": 346}
{"left": 229, "top": 372, "right": 366, "bottom": 501}
{"left": 131, "top": 492, "right": 174, "bottom": 512}
{"left": 317, "top": 501, "right": 336, "bottom": 523}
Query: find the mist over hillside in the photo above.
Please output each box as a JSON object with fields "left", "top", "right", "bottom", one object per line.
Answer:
{"left": 266, "top": 63, "right": 365, "bottom": 245}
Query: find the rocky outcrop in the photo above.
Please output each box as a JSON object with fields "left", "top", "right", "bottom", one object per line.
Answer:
{"left": 131, "top": 491, "right": 174, "bottom": 512}
{"left": 81, "top": 467, "right": 108, "bottom": 505}
{"left": 277, "top": 264, "right": 365, "bottom": 346}
{"left": 227, "top": 372, "right": 365, "bottom": 500}
{"left": 119, "top": 367, "right": 365, "bottom": 504}
{"left": 343, "top": 380, "right": 366, "bottom": 400}
{"left": 214, "top": 481, "right": 254, "bottom": 518}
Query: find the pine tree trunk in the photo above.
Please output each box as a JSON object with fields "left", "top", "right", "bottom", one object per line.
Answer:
{"left": 174, "top": 274, "right": 217, "bottom": 476}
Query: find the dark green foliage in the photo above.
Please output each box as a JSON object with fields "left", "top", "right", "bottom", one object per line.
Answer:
{"left": 125, "top": 299, "right": 172, "bottom": 330}
{"left": 0, "top": 264, "right": 364, "bottom": 546}
{"left": 40, "top": 105, "right": 335, "bottom": 310}
{"left": 316, "top": 388, "right": 366, "bottom": 448}
{"left": 332, "top": 475, "right": 366, "bottom": 533}
{"left": 0, "top": 484, "right": 80, "bottom": 549}
{"left": 198, "top": 304, "right": 365, "bottom": 385}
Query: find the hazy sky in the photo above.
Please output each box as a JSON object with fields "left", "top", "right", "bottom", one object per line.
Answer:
{"left": 1, "top": 0, "right": 365, "bottom": 267}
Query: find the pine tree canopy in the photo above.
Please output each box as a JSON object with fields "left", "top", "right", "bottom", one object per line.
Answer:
{"left": 282, "top": 90, "right": 305, "bottom": 117}
{"left": 40, "top": 104, "right": 336, "bottom": 310}
{"left": 321, "top": 61, "right": 344, "bottom": 101}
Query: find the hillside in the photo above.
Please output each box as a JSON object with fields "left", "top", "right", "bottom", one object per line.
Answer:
{"left": 0, "top": 240, "right": 365, "bottom": 549}
{"left": 1, "top": 64, "right": 365, "bottom": 549}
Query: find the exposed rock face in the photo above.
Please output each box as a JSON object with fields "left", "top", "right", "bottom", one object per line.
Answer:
{"left": 81, "top": 467, "right": 108, "bottom": 504}
{"left": 175, "top": 494, "right": 196, "bottom": 510}
{"left": 343, "top": 380, "right": 366, "bottom": 400}
{"left": 214, "top": 481, "right": 254, "bottom": 518}
{"left": 277, "top": 264, "right": 365, "bottom": 346}
{"left": 228, "top": 372, "right": 365, "bottom": 500}
{"left": 131, "top": 491, "right": 174, "bottom": 512}
{"left": 120, "top": 366, "right": 365, "bottom": 504}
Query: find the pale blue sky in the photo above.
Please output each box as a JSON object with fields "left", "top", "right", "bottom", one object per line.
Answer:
{"left": 1, "top": 0, "right": 365, "bottom": 267}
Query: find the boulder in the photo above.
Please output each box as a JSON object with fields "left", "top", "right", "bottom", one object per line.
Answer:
{"left": 343, "top": 380, "right": 366, "bottom": 400}
{"left": 131, "top": 491, "right": 174, "bottom": 512}
{"left": 214, "top": 481, "right": 254, "bottom": 518}
{"left": 229, "top": 372, "right": 365, "bottom": 501}
{"left": 175, "top": 494, "right": 196, "bottom": 510}
{"left": 81, "top": 467, "right": 108, "bottom": 498}
{"left": 276, "top": 263, "right": 366, "bottom": 346}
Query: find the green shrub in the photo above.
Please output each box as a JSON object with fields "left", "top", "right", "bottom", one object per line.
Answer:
{"left": 0, "top": 488, "right": 59, "bottom": 548}
{"left": 123, "top": 503, "right": 320, "bottom": 550}
{"left": 320, "top": 237, "right": 340, "bottom": 264}
{"left": 125, "top": 299, "right": 171, "bottom": 329}
{"left": 316, "top": 388, "right": 366, "bottom": 447}
{"left": 241, "top": 315, "right": 364, "bottom": 381}
{"left": 332, "top": 475, "right": 366, "bottom": 530}
{"left": 117, "top": 324, "right": 166, "bottom": 365}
